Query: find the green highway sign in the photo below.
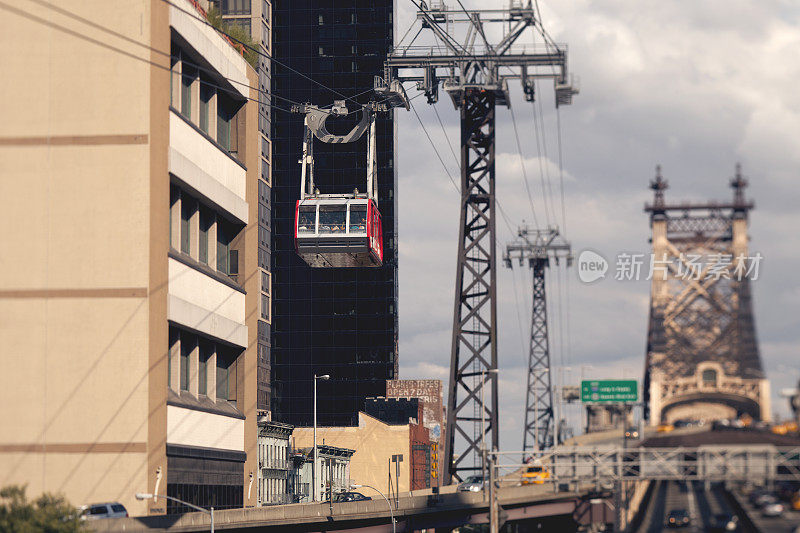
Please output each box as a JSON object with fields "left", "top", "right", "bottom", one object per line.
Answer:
{"left": 581, "top": 380, "right": 638, "bottom": 403}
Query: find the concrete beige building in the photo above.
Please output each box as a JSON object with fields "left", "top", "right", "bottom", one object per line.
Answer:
{"left": 0, "top": 0, "right": 265, "bottom": 516}
{"left": 292, "top": 412, "right": 431, "bottom": 501}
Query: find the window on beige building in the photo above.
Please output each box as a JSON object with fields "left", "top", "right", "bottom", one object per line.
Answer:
{"left": 169, "top": 325, "right": 244, "bottom": 406}
{"left": 181, "top": 64, "right": 196, "bottom": 119}
{"left": 170, "top": 184, "right": 179, "bottom": 248}
{"left": 171, "top": 184, "right": 244, "bottom": 283}
{"left": 199, "top": 206, "right": 212, "bottom": 265}
{"left": 172, "top": 43, "right": 246, "bottom": 161}
{"left": 217, "top": 91, "right": 240, "bottom": 153}
{"left": 216, "top": 346, "right": 238, "bottom": 405}
{"left": 199, "top": 339, "right": 212, "bottom": 396}
{"left": 199, "top": 79, "right": 214, "bottom": 134}
{"left": 180, "top": 195, "right": 194, "bottom": 254}
{"left": 179, "top": 331, "right": 194, "bottom": 392}
{"left": 260, "top": 270, "right": 271, "bottom": 322}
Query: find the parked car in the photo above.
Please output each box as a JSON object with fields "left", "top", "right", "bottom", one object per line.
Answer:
{"left": 710, "top": 513, "right": 738, "bottom": 532}
{"left": 666, "top": 508, "right": 690, "bottom": 528}
{"left": 762, "top": 502, "right": 784, "bottom": 517}
{"left": 332, "top": 491, "right": 371, "bottom": 503}
{"left": 79, "top": 503, "right": 128, "bottom": 520}
{"left": 458, "top": 475, "right": 486, "bottom": 492}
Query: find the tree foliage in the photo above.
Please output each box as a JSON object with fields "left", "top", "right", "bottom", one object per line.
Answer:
{"left": 0, "top": 485, "right": 87, "bottom": 533}
{"left": 206, "top": 7, "right": 259, "bottom": 69}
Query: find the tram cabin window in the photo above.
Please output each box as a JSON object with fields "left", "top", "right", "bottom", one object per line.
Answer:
{"left": 319, "top": 206, "right": 346, "bottom": 233}
{"left": 349, "top": 206, "right": 367, "bottom": 233}
{"left": 298, "top": 207, "right": 316, "bottom": 234}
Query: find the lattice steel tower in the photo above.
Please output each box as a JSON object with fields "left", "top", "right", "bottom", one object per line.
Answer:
{"left": 377, "top": 0, "right": 576, "bottom": 481}
{"left": 505, "top": 227, "right": 571, "bottom": 451}
{"left": 644, "top": 165, "right": 769, "bottom": 425}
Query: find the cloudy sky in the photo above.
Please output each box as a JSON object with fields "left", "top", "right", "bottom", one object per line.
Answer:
{"left": 392, "top": 0, "right": 800, "bottom": 451}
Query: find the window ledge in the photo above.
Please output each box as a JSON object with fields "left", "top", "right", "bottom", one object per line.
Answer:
{"left": 169, "top": 106, "right": 247, "bottom": 171}
{"left": 169, "top": 248, "right": 246, "bottom": 294}
{"left": 167, "top": 388, "right": 245, "bottom": 420}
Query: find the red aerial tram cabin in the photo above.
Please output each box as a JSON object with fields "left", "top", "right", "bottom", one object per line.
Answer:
{"left": 295, "top": 196, "right": 383, "bottom": 268}
{"left": 292, "top": 101, "right": 384, "bottom": 268}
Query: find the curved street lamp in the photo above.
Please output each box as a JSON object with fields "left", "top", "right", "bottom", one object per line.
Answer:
{"left": 313, "top": 373, "right": 330, "bottom": 502}
{"left": 135, "top": 493, "right": 214, "bottom": 533}
{"left": 350, "top": 483, "right": 395, "bottom": 533}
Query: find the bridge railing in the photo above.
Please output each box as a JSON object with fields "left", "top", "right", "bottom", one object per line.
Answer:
{"left": 488, "top": 446, "right": 800, "bottom": 485}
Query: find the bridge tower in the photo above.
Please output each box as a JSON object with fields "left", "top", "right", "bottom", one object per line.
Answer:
{"left": 643, "top": 165, "right": 770, "bottom": 425}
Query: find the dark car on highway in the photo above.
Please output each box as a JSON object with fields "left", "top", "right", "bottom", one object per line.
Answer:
{"left": 666, "top": 508, "right": 691, "bottom": 528}
{"left": 710, "top": 513, "right": 738, "bottom": 532}
{"left": 332, "top": 491, "right": 372, "bottom": 503}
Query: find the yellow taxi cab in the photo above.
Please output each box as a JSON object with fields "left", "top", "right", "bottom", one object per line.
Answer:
{"left": 772, "top": 421, "right": 799, "bottom": 435}
{"left": 521, "top": 460, "right": 550, "bottom": 485}
{"left": 656, "top": 423, "right": 674, "bottom": 433}
{"left": 772, "top": 423, "right": 789, "bottom": 435}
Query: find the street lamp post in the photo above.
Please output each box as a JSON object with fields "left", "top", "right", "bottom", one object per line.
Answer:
{"left": 480, "top": 368, "right": 499, "bottom": 484}
{"left": 135, "top": 493, "right": 213, "bottom": 533}
{"left": 555, "top": 366, "right": 572, "bottom": 446}
{"left": 580, "top": 365, "right": 595, "bottom": 434}
{"left": 313, "top": 373, "right": 330, "bottom": 503}
{"left": 351, "top": 483, "right": 395, "bottom": 533}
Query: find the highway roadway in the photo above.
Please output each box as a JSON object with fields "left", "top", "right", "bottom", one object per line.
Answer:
{"left": 635, "top": 481, "right": 748, "bottom": 533}
{"left": 734, "top": 487, "right": 800, "bottom": 533}
{"left": 561, "top": 425, "right": 706, "bottom": 449}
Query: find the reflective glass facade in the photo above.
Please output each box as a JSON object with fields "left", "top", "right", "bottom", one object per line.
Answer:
{"left": 271, "top": 1, "right": 398, "bottom": 426}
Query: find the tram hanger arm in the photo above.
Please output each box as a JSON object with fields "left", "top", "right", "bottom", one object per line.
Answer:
{"left": 293, "top": 101, "right": 374, "bottom": 144}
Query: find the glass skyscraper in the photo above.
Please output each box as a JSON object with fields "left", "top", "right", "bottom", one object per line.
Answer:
{"left": 270, "top": 1, "right": 398, "bottom": 427}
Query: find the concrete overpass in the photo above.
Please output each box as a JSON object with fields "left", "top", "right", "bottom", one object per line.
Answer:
{"left": 91, "top": 483, "right": 613, "bottom": 532}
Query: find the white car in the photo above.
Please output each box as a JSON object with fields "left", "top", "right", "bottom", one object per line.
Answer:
{"left": 761, "top": 502, "right": 784, "bottom": 517}
{"left": 80, "top": 502, "right": 128, "bottom": 520}
{"left": 457, "top": 475, "right": 486, "bottom": 492}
